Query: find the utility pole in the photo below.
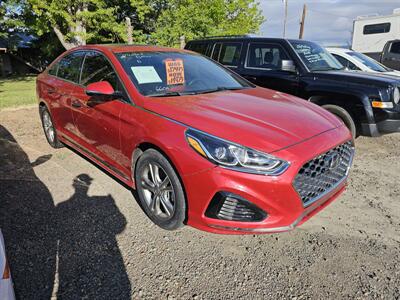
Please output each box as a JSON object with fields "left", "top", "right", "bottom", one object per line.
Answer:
{"left": 299, "top": 4, "right": 307, "bottom": 39}
{"left": 180, "top": 35, "right": 186, "bottom": 49}
{"left": 283, "top": 0, "right": 288, "bottom": 37}
{"left": 125, "top": 17, "right": 133, "bottom": 45}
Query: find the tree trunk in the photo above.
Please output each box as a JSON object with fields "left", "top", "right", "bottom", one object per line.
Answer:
{"left": 51, "top": 3, "right": 87, "bottom": 50}
{"left": 52, "top": 26, "right": 75, "bottom": 50}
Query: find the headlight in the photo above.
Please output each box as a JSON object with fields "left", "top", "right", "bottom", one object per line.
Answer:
{"left": 394, "top": 87, "right": 400, "bottom": 105}
{"left": 185, "top": 129, "right": 289, "bottom": 175}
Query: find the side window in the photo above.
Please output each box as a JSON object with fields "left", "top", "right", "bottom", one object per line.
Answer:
{"left": 363, "top": 23, "right": 391, "bottom": 35}
{"left": 80, "top": 52, "right": 120, "bottom": 91}
{"left": 212, "top": 43, "right": 221, "bottom": 61}
{"left": 218, "top": 43, "right": 242, "bottom": 67}
{"left": 246, "top": 43, "right": 289, "bottom": 70}
{"left": 48, "top": 63, "right": 58, "bottom": 76}
{"left": 189, "top": 43, "right": 209, "bottom": 55}
{"left": 389, "top": 42, "right": 400, "bottom": 54}
{"left": 57, "top": 52, "right": 84, "bottom": 83}
{"left": 332, "top": 54, "right": 348, "bottom": 67}
{"left": 332, "top": 54, "right": 360, "bottom": 71}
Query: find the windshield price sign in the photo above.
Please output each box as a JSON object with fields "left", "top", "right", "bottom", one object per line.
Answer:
{"left": 165, "top": 59, "right": 185, "bottom": 85}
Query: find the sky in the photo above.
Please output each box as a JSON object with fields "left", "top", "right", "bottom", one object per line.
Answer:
{"left": 259, "top": 0, "right": 400, "bottom": 46}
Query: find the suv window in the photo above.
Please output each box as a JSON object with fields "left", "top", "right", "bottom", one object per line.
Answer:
{"left": 246, "top": 43, "right": 289, "bottom": 70}
{"left": 57, "top": 52, "right": 85, "bottom": 83}
{"left": 188, "top": 43, "right": 209, "bottom": 55}
{"left": 218, "top": 43, "right": 242, "bottom": 67}
{"left": 331, "top": 54, "right": 359, "bottom": 70}
{"left": 80, "top": 52, "right": 120, "bottom": 90}
{"left": 390, "top": 42, "right": 400, "bottom": 54}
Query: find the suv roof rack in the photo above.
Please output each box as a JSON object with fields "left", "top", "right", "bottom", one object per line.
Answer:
{"left": 198, "top": 34, "right": 258, "bottom": 40}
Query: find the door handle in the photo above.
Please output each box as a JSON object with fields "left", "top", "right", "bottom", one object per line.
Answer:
{"left": 71, "top": 100, "right": 82, "bottom": 108}
{"left": 47, "top": 88, "right": 56, "bottom": 94}
{"left": 246, "top": 76, "right": 257, "bottom": 81}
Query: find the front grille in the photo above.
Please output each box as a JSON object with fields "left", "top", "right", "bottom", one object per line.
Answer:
{"left": 293, "top": 141, "right": 354, "bottom": 206}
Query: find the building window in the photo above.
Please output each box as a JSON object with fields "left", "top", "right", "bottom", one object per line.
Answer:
{"left": 363, "top": 23, "right": 391, "bottom": 35}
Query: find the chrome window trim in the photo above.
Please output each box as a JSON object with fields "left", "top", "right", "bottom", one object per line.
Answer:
{"left": 211, "top": 43, "right": 222, "bottom": 61}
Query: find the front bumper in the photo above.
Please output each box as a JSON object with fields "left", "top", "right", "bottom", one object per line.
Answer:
{"left": 362, "top": 107, "right": 400, "bottom": 137}
{"left": 183, "top": 125, "right": 352, "bottom": 234}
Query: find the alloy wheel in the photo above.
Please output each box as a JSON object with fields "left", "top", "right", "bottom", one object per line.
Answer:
{"left": 140, "top": 162, "right": 175, "bottom": 220}
{"left": 42, "top": 111, "right": 55, "bottom": 143}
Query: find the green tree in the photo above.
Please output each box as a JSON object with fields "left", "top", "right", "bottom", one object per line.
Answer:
{"left": 0, "top": 0, "right": 27, "bottom": 46}
{"left": 153, "top": 0, "right": 264, "bottom": 47}
{"left": 27, "top": 0, "right": 153, "bottom": 49}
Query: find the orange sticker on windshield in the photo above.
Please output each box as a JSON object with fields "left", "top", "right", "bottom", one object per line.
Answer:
{"left": 165, "top": 59, "right": 185, "bottom": 85}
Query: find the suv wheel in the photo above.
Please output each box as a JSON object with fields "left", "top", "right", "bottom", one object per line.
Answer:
{"left": 135, "top": 149, "right": 186, "bottom": 230}
{"left": 322, "top": 104, "right": 357, "bottom": 137}
{"left": 40, "top": 105, "right": 63, "bottom": 148}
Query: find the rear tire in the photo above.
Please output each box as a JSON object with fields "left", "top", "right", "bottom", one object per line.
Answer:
{"left": 39, "top": 105, "right": 63, "bottom": 148}
{"left": 135, "top": 149, "right": 186, "bottom": 230}
{"left": 322, "top": 104, "right": 357, "bottom": 137}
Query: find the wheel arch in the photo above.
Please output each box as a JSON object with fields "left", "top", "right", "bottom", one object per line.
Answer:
{"left": 131, "top": 141, "right": 189, "bottom": 223}
{"left": 307, "top": 92, "right": 372, "bottom": 126}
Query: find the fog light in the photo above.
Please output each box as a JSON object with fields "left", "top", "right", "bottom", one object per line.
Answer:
{"left": 205, "top": 192, "right": 267, "bottom": 222}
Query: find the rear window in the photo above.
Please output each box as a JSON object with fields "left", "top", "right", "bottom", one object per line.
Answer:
{"left": 188, "top": 43, "right": 209, "bottom": 55}
{"left": 363, "top": 23, "right": 391, "bottom": 35}
{"left": 390, "top": 42, "right": 400, "bottom": 54}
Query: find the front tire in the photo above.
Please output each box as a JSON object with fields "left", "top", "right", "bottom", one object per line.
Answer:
{"left": 135, "top": 149, "right": 186, "bottom": 230}
{"left": 322, "top": 104, "right": 357, "bottom": 137}
{"left": 40, "top": 105, "right": 63, "bottom": 148}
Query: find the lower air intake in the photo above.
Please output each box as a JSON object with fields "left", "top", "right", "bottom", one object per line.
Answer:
{"left": 205, "top": 192, "right": 267, "bottom": 222}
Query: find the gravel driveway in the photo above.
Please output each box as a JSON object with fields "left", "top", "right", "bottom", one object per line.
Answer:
{"left": 0, "top": 107, "right": 399, "bottom": 299}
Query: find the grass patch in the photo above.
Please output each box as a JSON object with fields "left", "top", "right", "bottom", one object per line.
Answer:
{"left": 0, "top": 75, "right": 37, "bottom": 109}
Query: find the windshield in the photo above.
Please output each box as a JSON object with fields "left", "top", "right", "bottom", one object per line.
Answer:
{"left": 290, "top": 40, "right": 343, "bottom": 72}
{"left": 347, "top": 51, "right": 388, "bottom": 72}
{"left": 116, "top": 51, "right": 252, "bottom": 96}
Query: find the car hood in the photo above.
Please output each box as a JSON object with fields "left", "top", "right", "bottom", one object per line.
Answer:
{"left": 142, "top": 87, "right": 343, "bottom": 153}
{"left": 313, "top": 70, "right": 400, "bottom": 87}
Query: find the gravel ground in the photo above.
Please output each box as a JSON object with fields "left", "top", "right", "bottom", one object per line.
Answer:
{"left": 0, "top": 107, "right": 399, "bottom": 299}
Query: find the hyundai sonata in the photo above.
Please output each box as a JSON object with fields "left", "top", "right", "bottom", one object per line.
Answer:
{"left": 36, "top": 45, "right": 354, "bottom": 234}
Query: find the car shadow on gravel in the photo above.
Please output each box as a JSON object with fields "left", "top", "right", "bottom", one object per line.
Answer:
{"left": 0, "top": 125, "right": 131, "bottom": 299}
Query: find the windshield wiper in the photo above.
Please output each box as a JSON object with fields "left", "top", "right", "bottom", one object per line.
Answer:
{"left": 147, "top": 91, "right": 183, "bottom": 97}
{"left": 193, "top": 86, "right": 250, "bottom": 95}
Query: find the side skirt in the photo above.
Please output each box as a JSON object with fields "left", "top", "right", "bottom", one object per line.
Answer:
{"left": 59, "top": 132, "right": 134, "bottom": 188}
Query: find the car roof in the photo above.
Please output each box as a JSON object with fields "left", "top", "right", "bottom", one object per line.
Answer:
{"left": 327, "top": 47, "right": 352, "bottom": 54}
{"left": 71, "top": 44, "right": 188, "bottom": 54}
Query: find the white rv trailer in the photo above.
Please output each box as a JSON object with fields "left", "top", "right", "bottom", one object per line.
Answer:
{"left": 352, "top": 8, "right": 400, "bottom": 60}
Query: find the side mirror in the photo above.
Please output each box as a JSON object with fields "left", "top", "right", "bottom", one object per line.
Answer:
{"left": 281, "top": 60, "right": 296, "bottom": 72}
{"left": 85, "top": 81, "right": 116, "bottom": 97}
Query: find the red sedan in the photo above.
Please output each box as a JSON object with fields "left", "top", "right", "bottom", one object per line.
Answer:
{"left": 36, "top": 45, "right": 354, "bottom": 234}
